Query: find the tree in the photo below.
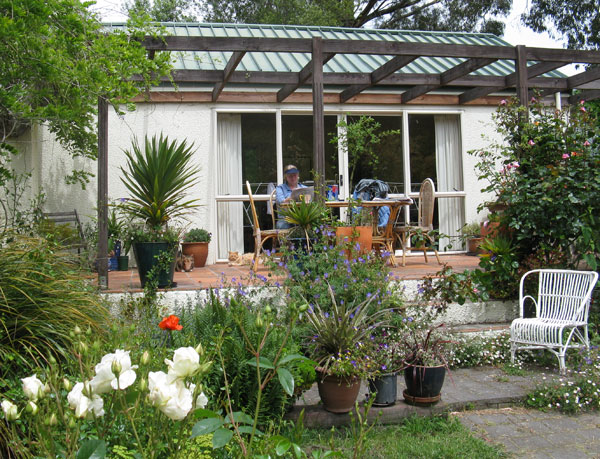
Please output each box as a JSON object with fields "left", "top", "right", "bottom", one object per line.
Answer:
{"left": 199, "top": 0, "right": 511, "bottom": 35}
{"left": 124, "top": 0, "right": 198, "bottom": 22}
{"left": 522, "top": 0, "right": 600, "bottom": 50}
{"left": 0, "top": 0, "right": 172, "bottom": 186}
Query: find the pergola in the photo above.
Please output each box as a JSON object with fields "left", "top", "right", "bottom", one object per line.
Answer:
{"left": 96, "top": 32, "right": 600, "bottom": 287}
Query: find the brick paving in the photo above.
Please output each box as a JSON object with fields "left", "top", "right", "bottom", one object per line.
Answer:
{"left": 104, "top": 253, "right": 480, "bottom": 292}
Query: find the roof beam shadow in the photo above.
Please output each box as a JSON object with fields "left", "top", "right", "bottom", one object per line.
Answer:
{"left": 277, "top": 53, "right": 335, "bottom": 102}
{"left": 401, "top": 57, "right": 496, "bottom": 103}
{"left": 212, "top": 51, "right": 245, "bottom": 102}
{"left": 340, "top": 55, "right": 417, "bottom": 103}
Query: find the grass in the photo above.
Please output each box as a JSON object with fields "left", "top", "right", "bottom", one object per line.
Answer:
{"left": 297, "top": 415, "right": 508, "bottom": 458}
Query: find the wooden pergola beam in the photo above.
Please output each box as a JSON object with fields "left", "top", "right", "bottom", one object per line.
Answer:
{"left": 277, "top": 53, "right": 335, "bottom": 102}
{"left": 340, "top": 55, "right": 417, "bottom": 103}
{"left": 143, "top": 36, "right": 600, "bottom": 64}
{"left": 212, "top": 51, "right": 245, "bottom": 102}
{"left": 459, "top": 60, "right": 566, "bottom": 105}
{"left": 401, "top": 57, "right": 496, "bottom": 103}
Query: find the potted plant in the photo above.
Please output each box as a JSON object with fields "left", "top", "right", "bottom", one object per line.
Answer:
{"left": 279, "top": 199, "right": 329, "bottom": 252}
{"left": 460, "top": 221, "right": 484, "bottom": 255}
{"left": 335, "top": 197, "right": 375, "bottom": 256}
{"left": 367, "top": 328, "right": 404, "bottom": 406}
{"left": 181, "top": 228, "right": 211, "bottom": 268}
{"left": 120, "top": 133, "right": 200, "bottom": 288}
{"left": 304, "top": 288, "right": 389, "bottom": 413}
{"left": 399, "top": 324, "right": 452, "bottom": 406}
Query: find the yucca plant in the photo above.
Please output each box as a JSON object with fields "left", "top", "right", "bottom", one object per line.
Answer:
{"left": 120, "top": 133, "right": 200, "bottom": 228}
{"left": 279, "top": 199, "right": 328, "bottom": 250}
{"left": 0, "top": 232, "right": 109, "bottom": 377}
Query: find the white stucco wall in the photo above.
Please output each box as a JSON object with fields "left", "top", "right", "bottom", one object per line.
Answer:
{"left": 15, "top": 99, "right": 504, "bottom": 265}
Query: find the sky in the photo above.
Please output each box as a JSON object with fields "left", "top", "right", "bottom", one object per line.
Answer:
{"left": 87, "top": 0, "right": 575, "bottom": 74}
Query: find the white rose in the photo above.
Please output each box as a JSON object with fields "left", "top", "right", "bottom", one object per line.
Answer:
{"left": 195, "top": 391, "right": 208, "bottom": 409}
{"left": 2, "top": 400, "right": 19, "bottom": 421}
{"left": 90, "top": 349, "right": 137, "bottom": 394}
{"left": 165, "top": 347, "right": 200, "bottom": 381}
{"left": 67, "top": 382, "right": 104, "bottom": 419}
{"left": 21, "top": 375, "right": 45, "bottom": 401}
{"left": 147, "top": 371, "right": 193, "bottom": 421}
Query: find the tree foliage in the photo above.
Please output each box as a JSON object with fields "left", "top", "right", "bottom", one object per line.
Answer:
{"left": 522, "top": 0, "right": 600, "bottom": 50}
{"left": 124, "top": 0, "right": 198, "bottom": 22}
{"left": 199, "top": 0, "right": 511, "bottom": 34}
{"left": 0, "top": 0, "right": 173, "bottom": 186}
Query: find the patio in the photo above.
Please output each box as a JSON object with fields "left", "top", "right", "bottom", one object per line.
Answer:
{"left": 105, "top": 253, "right": 480, "bottom": 292}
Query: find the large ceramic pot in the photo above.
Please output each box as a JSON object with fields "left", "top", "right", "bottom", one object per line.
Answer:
{"left": 133, "top": 242, "right": 177, "bottom": 289}
{"left": 403, "top": 364, "right": 446, "bottom": 406}
{"left": 317, "top": 371, "right": 361, "bottom": 414}
{"left": 368, "top": 373, "right": 397, "bottom": 406}
{"left": 181, "top": 241, "right": 209, "bottom": 267}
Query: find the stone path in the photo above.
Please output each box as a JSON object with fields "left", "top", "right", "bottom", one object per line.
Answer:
{"left": 454, "top": 407, "right": 600, "bottom": 458}
{"left": 288, "top": 366, "right": 600, "bottom": 458}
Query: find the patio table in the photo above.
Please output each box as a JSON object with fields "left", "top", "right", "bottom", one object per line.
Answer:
{"left": 325, "top": 198, "right": 413, "bottom": 266}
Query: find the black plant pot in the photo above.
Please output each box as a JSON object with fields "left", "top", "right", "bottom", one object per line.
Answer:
{"left": 403, "top": 365, "right": 446, "bottom": 406}
{"left": 133, "top": 242, "right": 177, "bottom": 288}
{"left": 368, "top": 373, "right": 397, "bottom": 406}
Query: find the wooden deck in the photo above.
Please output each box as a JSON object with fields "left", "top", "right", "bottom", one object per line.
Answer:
{"left": 105, "top": 253, "right": 480, "bottom": 293}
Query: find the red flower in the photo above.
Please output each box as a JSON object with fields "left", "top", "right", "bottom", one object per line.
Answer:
{"left": 159, "top": 315, "right": 183, "bottom": 331}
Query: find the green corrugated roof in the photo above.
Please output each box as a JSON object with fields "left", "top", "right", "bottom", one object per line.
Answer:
{"left": 105, "top": 22, "right": 564, "bottom": 78}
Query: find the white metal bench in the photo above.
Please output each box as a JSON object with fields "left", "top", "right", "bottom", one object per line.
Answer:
{"left": 510, "top": 269, "right": 598, "bottom": 374}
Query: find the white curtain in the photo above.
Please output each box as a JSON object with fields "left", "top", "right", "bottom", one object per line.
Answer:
{"left": 435, "top": 115, "right": 464, "bottom": 251}
{"left": 216, "top": 114, "right": 244, "bottom": 259}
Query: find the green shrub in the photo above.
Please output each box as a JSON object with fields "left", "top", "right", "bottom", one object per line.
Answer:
{"left": 176, "top": 289, "right": 303, "bottom": 424}
{"left": 183, "top": 228, "right": 211, "bottom": 243}
{"left": 0, "top": 233, "right": 109, "bottom": 377}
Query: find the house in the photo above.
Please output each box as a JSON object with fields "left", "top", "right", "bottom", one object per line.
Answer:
{"left": 11, "top": 23, "right": 600, "bottom": 266}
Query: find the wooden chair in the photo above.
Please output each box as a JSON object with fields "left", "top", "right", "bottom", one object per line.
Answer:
{"left": 510, "top": 269, "right": 598, "bottom": 374}
{"left": 394, "top": 178, "right": 441, "bottom": 267}
{"left": 246, "top": 181, "right": 288, "bottom": 271}
{"left": 372, "top": 201, "right": 403, "bottom": 267}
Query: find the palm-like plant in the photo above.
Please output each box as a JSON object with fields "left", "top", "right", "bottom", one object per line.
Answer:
{"left": 120, "top": 134, "right": 200, "bottom": 227}
{"left": 279, "top": 199, "right": 328, "bottom": 250}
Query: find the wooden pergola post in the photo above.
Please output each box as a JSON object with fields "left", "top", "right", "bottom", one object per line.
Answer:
{"left": 312, "top": 37, "right": 326, "bottom": 200}
{"left": 97, "top": 97, "right": 108, "bottom": 289}
{"left": 515, "top": 45, "right": 529, "bottom": 119}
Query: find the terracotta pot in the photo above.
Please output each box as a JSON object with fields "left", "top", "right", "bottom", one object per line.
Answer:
{"left": 316, "top": 372, "right": 361, "bottom": 413}
{"left": 181, "top": 241, "right": 209, "bottom": 267}
{"left": 467, "top": 237, "right": 484, "bottom": 255}
{"left": 335, "top": 226, "right": 372, "bottom": 257}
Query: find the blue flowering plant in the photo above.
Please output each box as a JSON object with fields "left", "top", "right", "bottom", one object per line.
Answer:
{"left": 368, "top": 327, "right": 405, "bottom": 376}
{"left": 266, "top": 226, "right": 404, "bottom": 316}
{"left": 304, "top": 287, "right": 394, "bottom": 381}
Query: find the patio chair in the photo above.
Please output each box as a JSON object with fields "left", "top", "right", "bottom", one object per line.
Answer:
{"left": 394, "top": 178, "right": 441, "bottom": 267}
{"left": 510, "top": 269, "right": 598, "bottom": 374}
{"left": 246, "top": 181, "right": 289, "bottom": 271}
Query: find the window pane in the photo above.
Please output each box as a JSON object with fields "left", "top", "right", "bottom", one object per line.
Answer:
{"left": 242, "top": 113, "right": 276, "bottom": 194}
{"left": 409, "top": 114, "right": 436, "bottom": 193}
{"left": 282, "top": 115, "right": 337, "bottom": 184}
{"left": 348, "top": 115, "right": 403, "bottom": 193}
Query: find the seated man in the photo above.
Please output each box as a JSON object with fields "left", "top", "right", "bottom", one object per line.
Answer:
{"left": 275, "top": 164, "right": 307, "bottom": 229}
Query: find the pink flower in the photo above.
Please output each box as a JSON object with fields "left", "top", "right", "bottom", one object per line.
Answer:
{"left": 528, "top": 139, "right": 535, "bottom": 146}
{"left": 580, "top": 106, "right": 586, "bottom": 112}
{"left": 584, "top": 140, "right": 590, "bottom": 146}
{"left": 562, "top": 153, "right": 570, "bottom": 159}
{"left": 510, "top": 161, "right": 520, "bottom": 169}
{"left": 500, "top": 99, "right": 507, "bottom": 105}
{"left": 571, "top": 151, "right": 578, "bottom": 156}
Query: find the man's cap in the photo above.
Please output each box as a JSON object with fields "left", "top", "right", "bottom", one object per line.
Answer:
{"left": 284, "top": 164, "right": 299, "bottom": 174}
